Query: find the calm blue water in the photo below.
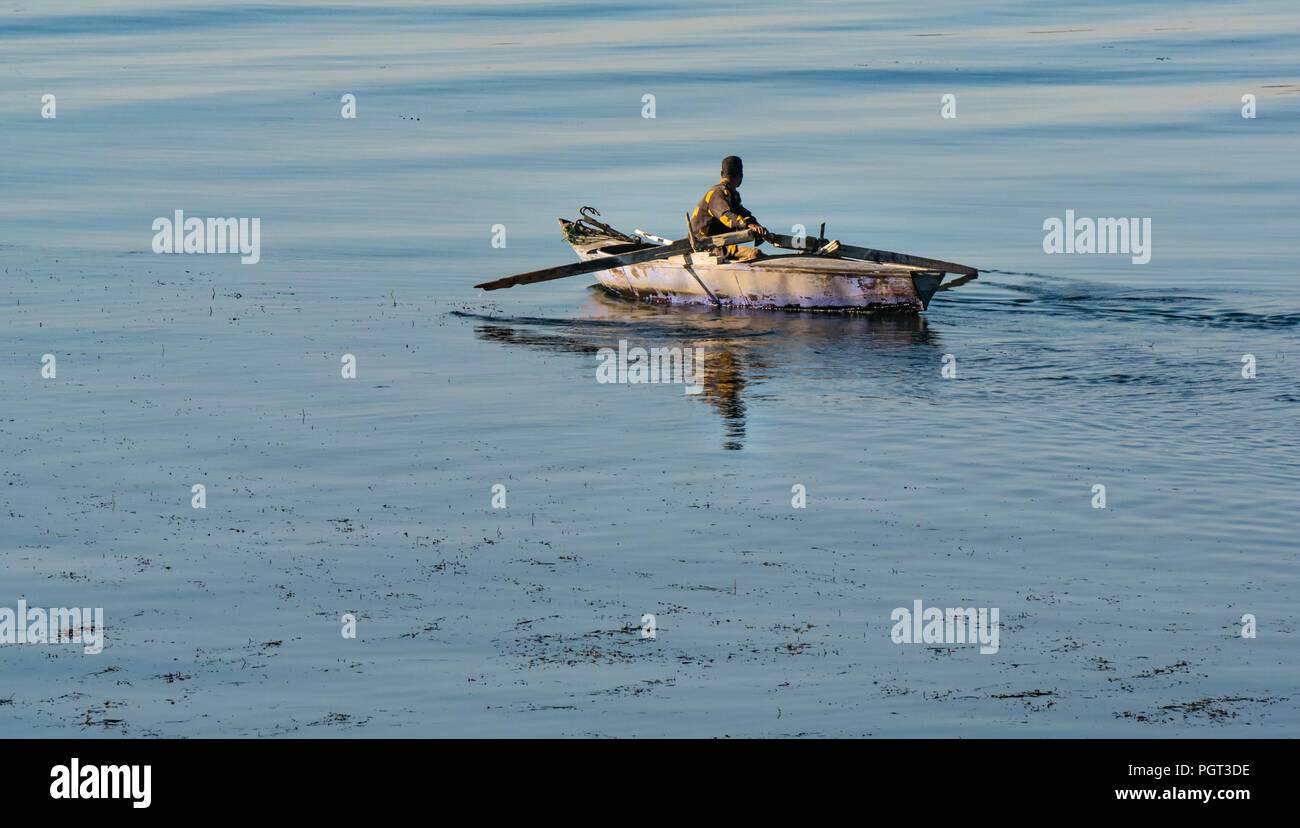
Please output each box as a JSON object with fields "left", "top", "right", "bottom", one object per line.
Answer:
{"left": 1, "top": 0, "right": 1297, "bottom": 736}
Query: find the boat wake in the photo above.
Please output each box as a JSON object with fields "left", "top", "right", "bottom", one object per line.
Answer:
{"left": 958, "top": 270, "right": 1299, "bottom": 331}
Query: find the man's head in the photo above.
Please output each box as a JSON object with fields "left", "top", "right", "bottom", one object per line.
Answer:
{"left": 721, "top": 155, "right": 743, "bottom": 187}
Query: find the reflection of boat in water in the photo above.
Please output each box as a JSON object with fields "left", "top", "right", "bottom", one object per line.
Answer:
{"left": 462, "top": 290, "right": 940, "bottom": 450}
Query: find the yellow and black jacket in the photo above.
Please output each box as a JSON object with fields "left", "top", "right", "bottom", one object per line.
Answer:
{"left": 689, "top": 180, "right": 757, "bottom": 245}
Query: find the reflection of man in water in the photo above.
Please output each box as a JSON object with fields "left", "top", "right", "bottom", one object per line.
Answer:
{"left": 699, "top": 347, "right": 748, "bottom": 451}
{"left": 689, "top": 156, "right": 775, "bottom": 262}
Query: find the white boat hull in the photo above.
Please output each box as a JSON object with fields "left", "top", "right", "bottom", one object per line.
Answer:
{"left": 562, "top": 220, "right": 943, "bottom": 312}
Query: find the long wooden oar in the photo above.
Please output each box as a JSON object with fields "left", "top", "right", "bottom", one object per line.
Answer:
{"left": 474, "top": 229, "right": 753, "bottom": 291}
{"left": 768, "top": 233, "right": 977, "bottom": 277}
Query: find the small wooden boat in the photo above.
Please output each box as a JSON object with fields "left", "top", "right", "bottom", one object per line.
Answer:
{"left": 473, "top": 207, "right": 977, "bottom": 311}
{"left": 559, "top": 216, "right": 967, "bottom": 312}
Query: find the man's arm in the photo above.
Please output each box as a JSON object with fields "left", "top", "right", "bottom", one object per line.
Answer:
{"left": 707, "top": 187, "right": 772, "bottom": 242}
{"left": 706, "top": 186, "right": 754, "bottom": 229}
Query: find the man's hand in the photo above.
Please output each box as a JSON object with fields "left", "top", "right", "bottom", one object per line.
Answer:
{"left": 746, "top": 222, "right": 774, "bottom": 244}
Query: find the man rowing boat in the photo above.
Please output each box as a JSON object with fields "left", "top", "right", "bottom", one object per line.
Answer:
{"left": 689, "top": 156, "right": 775, "bottom": 262}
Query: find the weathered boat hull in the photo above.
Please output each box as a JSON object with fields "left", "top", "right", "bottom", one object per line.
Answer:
{"left": 561, "top": 219, "right": 943, "bottom": 312}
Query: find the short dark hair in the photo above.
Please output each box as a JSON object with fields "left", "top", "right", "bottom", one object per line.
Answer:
{"left": 721, "top": 156, "right": 743, "bottom": 178}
